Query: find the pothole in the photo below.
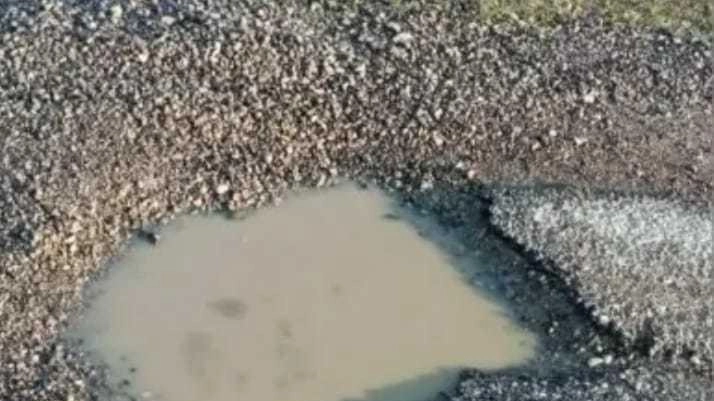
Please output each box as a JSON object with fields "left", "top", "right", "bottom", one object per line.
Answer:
{"left": 67, "top": 183, "right": 536, "bottom": 401}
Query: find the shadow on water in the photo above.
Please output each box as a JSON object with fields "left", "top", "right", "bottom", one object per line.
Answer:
{"left": 379, "top": 183, "right": 527, "bottom": 329}
{"left": 339, "top": 367, "right": 462, "bottom": 401}
{"left": 374, "top": 179, "right": 632, "bottom": 373}
{"left": 342, "top": 181, "right": 544, "bottom": 401}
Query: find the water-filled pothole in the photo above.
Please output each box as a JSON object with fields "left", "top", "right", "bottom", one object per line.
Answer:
{"left": 69, "top": 184, "right": 536, "bottom": 401}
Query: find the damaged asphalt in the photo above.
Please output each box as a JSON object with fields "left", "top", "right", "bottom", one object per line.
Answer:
{"left": 0, "top": 1, "right": 712, "bottom": 400}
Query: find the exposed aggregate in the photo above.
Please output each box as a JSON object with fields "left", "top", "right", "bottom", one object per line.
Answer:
{"left": 489, "top": 186, "right": 713, "bottom": 367}
{"left": 0, "top": 1, "right": 712, "bottom": 400}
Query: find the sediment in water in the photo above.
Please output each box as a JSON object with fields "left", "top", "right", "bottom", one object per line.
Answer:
{"left": 69, "top": 184, "right": 536, "bottom": 401}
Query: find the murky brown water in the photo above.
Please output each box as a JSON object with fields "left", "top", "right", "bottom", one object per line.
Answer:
{"left": 70, "top": 184, "right": 536, "bottom": 401}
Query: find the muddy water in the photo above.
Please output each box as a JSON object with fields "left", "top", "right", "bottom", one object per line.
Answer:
{"left": 70, "top": 184, "right": 536, "bottom": 401}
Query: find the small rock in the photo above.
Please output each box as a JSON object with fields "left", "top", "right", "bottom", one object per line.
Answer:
{"left": 393, "top": 32, "right": 413, "bottom": 44}
{"left": 137, "top": 51, "right": 150, "bottom": 64}
{"left": 138, "top": 230, "right": 160, "bottom": 246}
{"left": 598, "top": 314, "right": 610, "bottom": 326}
{"left": 110, "top": 5, "right": 123, "bottom": 24}
{"left": 574, "top": 137, "right": 588, "bottom": 146}
{"left": 583, "top": 91, "right": 596, "bottom": 104}
{"left": 689, "top": 354, "right": 701, "bottom": 366}
{"left": 70, "top": 221, "right": 82, "bottom": 233}
{"left": 588, "top": 357, "right": 604, "bottom": 367}
{"left": 216, "top": 183, "right": 230, "bottom": 195}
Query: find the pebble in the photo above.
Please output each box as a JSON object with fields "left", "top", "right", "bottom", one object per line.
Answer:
{"left": 161, "top": 16, "right": 176, "bottom": 26}
{"left": 588, "top": 357, "right": 605, "bottom": 367}
{"left": 583, "top": 91, "right": 597, "bottom": 104}
{"left": 574, "top": 137, "right": 588, "bottom": 146}
{"left": 393, "top": 32, "right": 414, "bottom": 44}
{"left": 110, "top": 5, "right": 123, "bottom": 24}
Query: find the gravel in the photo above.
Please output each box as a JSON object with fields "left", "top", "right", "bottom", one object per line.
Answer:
{"left": 453, "top": 362, "right": 711, "bottom": 401}
{"left": 0, "top": 1, "right": 712, "bottom": 400}
{"left": 488, "top": 186, "right": 713, "bottom": 368}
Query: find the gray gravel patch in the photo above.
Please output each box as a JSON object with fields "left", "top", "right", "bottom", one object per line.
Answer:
{"left": 489, "top": 185, "right": 713, "bottom": 368}
{"left": 453, "top": 363, "right": 711, "bottom": 401}
{"left": 0, "top": 0, "right": 712, "bottom": 400}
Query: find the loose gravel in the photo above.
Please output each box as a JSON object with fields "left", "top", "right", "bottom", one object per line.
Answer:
{"left": 488, "top": 186, "right": 713, "bottom": 368}
{"left": 453, "top": 362, "right": 712, "bottom": 401}
{"left": 0, "top": 1, "right": 712, "bottom": 400}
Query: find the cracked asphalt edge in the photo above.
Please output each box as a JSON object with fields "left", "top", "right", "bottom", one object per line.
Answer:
{"left": 486, "top": 185, "right": 713, "bottom": 381}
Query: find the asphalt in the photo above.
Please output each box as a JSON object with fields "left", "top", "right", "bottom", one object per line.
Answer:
{"left": 0, "top": 1, "right": 712, "bottom": 400}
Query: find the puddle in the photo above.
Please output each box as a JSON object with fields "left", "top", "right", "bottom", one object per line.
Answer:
{"left": 69, "top": 184, "right": 536, "bottom": 401}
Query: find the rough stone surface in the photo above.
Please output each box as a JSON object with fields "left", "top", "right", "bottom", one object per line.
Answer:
{"left": 0, "top": 1, "right": 712, "bottom": 400}
{"left": 454, "top": 363, "right": 711, "bottom": 401}
{"left": 488, "top": 186, "right": 713, "bottom": 368}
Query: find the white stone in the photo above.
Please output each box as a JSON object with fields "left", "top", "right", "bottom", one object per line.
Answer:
{"left": 110, "top": 5, "right": 123, "bottom": 24}
{"left": 393, "top": 32, "right": 414, "bottom": 44}
{"left": 587, "top": 357, "right": 604, "bottom": 367}
{"left": 137, "top": 51, "right": 150, "bottom": 64}
{"left": 598, "top": 314, "right": 610, "bottom": 326}
{"left": 216, "top": 184, "right": 230, "bottom": 195}
{"left": 583, "top": 91, "right": 596, "bottom": 104}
